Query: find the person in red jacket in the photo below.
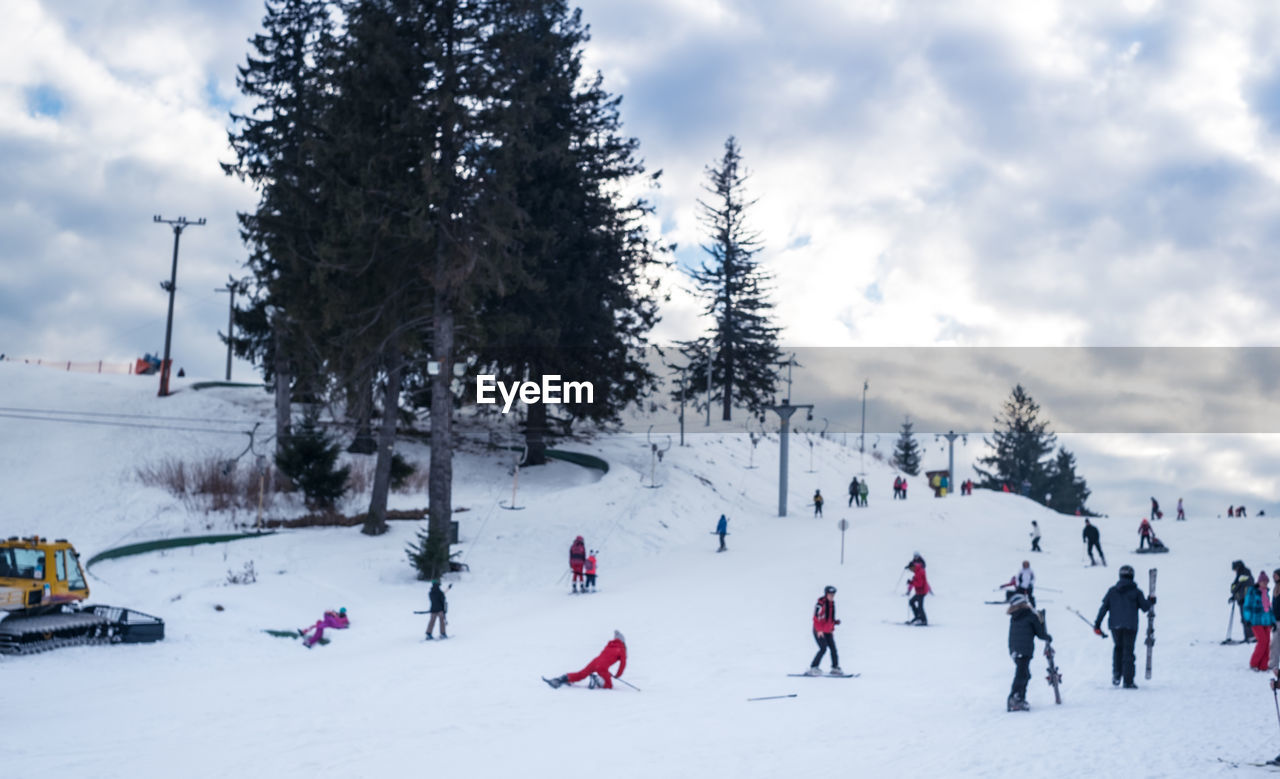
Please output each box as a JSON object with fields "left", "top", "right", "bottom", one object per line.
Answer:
{"left": 907, "top": 561, "right": 931, "bottom": 625}
{"left": 569, "top": 536, "right": 586, "bottom": 593}
{"left": 543, "top": 631, "right": 628, "bottom": 689}
{"left": 807, "top": 585, "right": 842, "bottom": 675}
{"left": 584, "top": 550, "right": 598, "bottom": 592}
{"left": 1138, "top": 517, "right": 1153, "bottom": 550}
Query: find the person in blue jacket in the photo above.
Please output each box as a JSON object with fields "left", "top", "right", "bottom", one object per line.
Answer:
{"left": 715, "top": 514, "right": 728, "bottom": 552}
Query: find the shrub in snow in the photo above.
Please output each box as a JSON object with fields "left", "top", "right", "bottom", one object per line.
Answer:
{"left": 274, "top": 418, "right": 350, "bottom": 508}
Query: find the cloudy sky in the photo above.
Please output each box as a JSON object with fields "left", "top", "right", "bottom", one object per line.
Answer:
{"left": 4, "top": 0, "right": 1280, "bottom": 516}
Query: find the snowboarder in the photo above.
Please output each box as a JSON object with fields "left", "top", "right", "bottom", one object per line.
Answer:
{"left": 425, "top": 581, "right": 448, "bottom": 639}
{"left": 1005, "top": 593, "right": 1052, "bottom": 711}
{"left": 1138, "top": 517, "right": 1153, "bottom": 550}
{"left": 1150, "top": 496, "right": 1160, "bottom": 521}
{"left": 848, "top": 477, "right": 859, "bottom": 508}
{"left": 858, "top": 479, "right": 869, "bottom": 507}
{"left": 813, "top": 490, "right": 824, "bottom": 517}
{"left": 1245, "top": 571, "right": 1275, "bottom": 670}
{"left": 906, "top": 559, "right": 931, "bottom": 625}
{"left": 543, "top": 630, "right": 628, "bottom": 689}
{"left": 1092, "top": 565, "right": 1155, "bottom": 688}
{"left": 716, "top": 514, "right": 728, "bottom": 551}
{"left": 584, "top": 551, "right": 598, "bottom": 592}
{"left": 569, "top": 536, "right": 586, "bottom": 593}
{"left": 301, "top": 607, "right": 349, "bottom": 648}
{"left": 1030, "top": 520, "right": 1041, "bottom": 552}
{"left": 1001, "top": 560, "right": 1036, "bottom": 608}
{"left": 806, "top": 585, "right": 842, "bottom": 675}
{"left": 1083, "top": 518, "right": 1106, "bottom": 566}
{"left": 1176, "top": 497, "right": 1185, "bottom": 521}
{"left": 1233, "top": 561, "right": 1256, "bottom": 642}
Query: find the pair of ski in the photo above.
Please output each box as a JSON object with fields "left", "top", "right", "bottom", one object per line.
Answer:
{"left": 788, "top": 671, "right": 859, "bottom": 678}
{"left": 1066, "top": 568, "right": 1158, "bottom": 682}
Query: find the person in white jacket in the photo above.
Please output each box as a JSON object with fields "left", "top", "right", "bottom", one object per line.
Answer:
{"left": 1000, "top": 560, "right": 1037, "bottom": 608}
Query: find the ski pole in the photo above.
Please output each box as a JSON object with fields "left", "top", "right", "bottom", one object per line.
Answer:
{"left": 1272, "top": 681, "right": 1280, "bottom": 739}
{"left": 1226, "top": 600, "right": 1237, "bottom": 643}
{"left": 1067, "top": 606, "right": 1107, "bottom": 638}
{"left": 1038, "top": 586, "right": 1063, "bottom": 593}
{"left": 747, "top": 694, "right": 797, "bottom": 702}
{"left": 616, "top": 677, "right": 641, "bottom": 692}
{"left": 892, "top": 568, "right": 907, "bottom": 594}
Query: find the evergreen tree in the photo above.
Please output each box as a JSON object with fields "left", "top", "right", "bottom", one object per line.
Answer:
{"left": 974, "top": 384, "right": 1058, "bottom": 500}
{"left": 1044, "top": 447, "right": 1092, "bottom": 515}
{"left": 471, "top": 0, "right": 666, "bottom": 464}
{"left": 676, "top": 137, "right": 781, "bottom": 421}
{"left": 892, "top": 417, "right": 921, "bottom": 476}
{"left": 275, "top": 417, "right": 350, "bottom": 508}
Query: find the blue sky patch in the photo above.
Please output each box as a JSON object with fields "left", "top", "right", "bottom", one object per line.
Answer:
{"left": 26, "top": 85, "right": 64, "bottom": 118}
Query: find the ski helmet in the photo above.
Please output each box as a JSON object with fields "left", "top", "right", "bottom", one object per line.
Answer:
{"left": 1119, "top": 565, "right": 1135, "bottom": 579}
{"left": 824, "top": 585, "right": 837, "bottom": 594}
{"left": 614, "top": 630, "right": 625, "bottom": 643}
{"left": 1008, "top": 593, "right": 1029, "bottom": 608}
{"left": 339, "top": 607, "right": 347, "bottom": 616}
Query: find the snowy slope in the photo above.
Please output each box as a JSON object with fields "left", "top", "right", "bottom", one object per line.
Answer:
{"left": 3, "top": 360, "right": 1277, "bottom": 778}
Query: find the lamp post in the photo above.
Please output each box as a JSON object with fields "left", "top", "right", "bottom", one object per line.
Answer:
{"left": 153, "top": 215, "right": 205, "bottom": 396}
{"left": 859, "top": 379, "right": 869, "bottom": 473}
{"left": 935, "top": 430, "right": 967, "bottom": 496}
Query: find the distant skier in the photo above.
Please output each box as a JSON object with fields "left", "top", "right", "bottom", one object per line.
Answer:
{"left": 893, "top": 476, "right": 901, "bottom": 499}
{"left": 716, "top": 514, "right": 728, "bottom": 552}
{"left": 1150, "top": 496, "right": 1161, "bottom": 521}
{"left": 1176, "top": 497, "right": 1185, "bottom": 521}
{"left": 1245, "top": 571, "right": 1275, "bottom": 670}
{"left": 1093, "top": 565, "right": 1155, "bottom": 688}
{"left": 1020, "top": 478, "right": 1031, "bottom": 497}
{"left": 806, "top": 585, "right": 842, "bottom": 675}
{"left": 569, "top": 536, "right": 587, "bottom": 593}
{"left": 425, "top": 580, "right": 448, "bottom": 639}
{"left": 584, "top": 550, "right": 598, "bottom": 592}
{"left": 1005, "top": 593, "right": 1051, "bottom": 712}
{"left": 1240, "top": 506, "right": 1249, "bottom": 517}
{"left": 906, "top": 560, "right": 931, "bottom": 625}
{"left": 901, "top": 477, "right": 908, "bottom": 500}
{"left": 1138, "top": 517, "right": 1153, "bottom": 550}
{"left": 848, "top": 477, "right": 859, "bottom": 508}
{"left": 543, "top": 630, "right": 628, "bottom": 689}
{"left": 813, "top": 489, "right": 824, "bottom": 517}
{"left": 301, "top": 607, "right": 349, "bottom": 648}
{"left": 1229, "top": 506, "right": 1236, "bottom": 518}
{"left": 858, "top": 480, "right": 869, "bottom": 507}
{"left": 1030, "top": 520, "right": 1041, "bottom": 552}
{"left": 1232, "top": 561, "right": 1256, "bottom": 643}
{"left": 1000, "top": 560, "right": 1036, "bottom": 608}
{"left": 1082, "top": 518, "right": 1106, "bottom": 566}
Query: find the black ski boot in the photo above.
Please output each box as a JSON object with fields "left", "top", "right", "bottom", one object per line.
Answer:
{"left": 1112, "top": 674, "right": 1120, "bottom": 686}
{"left": 1007, "top": 694, "right": 1029, "bottom": 712}
{"left": 542, "top": 675, "right": 568, "bottom": 689}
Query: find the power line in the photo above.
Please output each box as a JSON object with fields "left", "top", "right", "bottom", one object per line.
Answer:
{"left": 0, "top": 406, "right": 256, "bottom": 426}
{"left": 0, "top": 411, "right": 248, "bottom": 436}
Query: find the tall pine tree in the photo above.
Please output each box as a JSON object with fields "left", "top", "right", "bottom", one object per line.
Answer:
{"left": 974, "top": 384, "right": 1058, "bottom": 500}
{"left": 470, "top": 0, "right": 666, "bottom": 464}
{"left": 892, "top": 417, "right": 921, "bottom": 476}
{"left": 1043, "top": 447, "right": 1093, "bottom": 515}
{"left": 676, "top": 137, "right": 780, "bottom": 421}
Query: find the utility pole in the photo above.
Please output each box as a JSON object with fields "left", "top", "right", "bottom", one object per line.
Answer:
{"left": 215, "top": 276, "right": 247, "bottom": 381}
{"left": 859, "top": 379, "right": 869, "bottom": 473}
{"left": 936, "top": 430, "right": 967, "bottom": 496}
{"left": 767, "top": 399, "right": 814, "bottom": 517}
{"left": 153, "top": 215, "right": 206, "bottom": 396}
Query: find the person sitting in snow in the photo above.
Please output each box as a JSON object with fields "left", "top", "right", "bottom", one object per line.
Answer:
{"left": 301, "top": 607, "right": 349, "bottom": 648}
{"left": 569, "top": 535, "right": 587, "bottom": 593}
{"left": 813, "top": 489, "right": 824, "bottom": 517}
{"left": 543, "top": 631, "right": 628, "bottom": 689}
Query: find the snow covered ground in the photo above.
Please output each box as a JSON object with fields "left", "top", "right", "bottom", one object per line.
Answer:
{"left": 4, "top": 360, "right": 1278, "bottom": 777}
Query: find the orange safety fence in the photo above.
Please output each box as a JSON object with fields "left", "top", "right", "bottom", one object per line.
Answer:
{"left": 2, "top": 356, "right": 136, "bottom": 375}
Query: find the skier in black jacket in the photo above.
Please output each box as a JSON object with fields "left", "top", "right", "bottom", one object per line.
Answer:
{"left": 1231, "top": 560, "right": 1256, "bottom": 643}
{"left": 425, "top": 579, "right": 448, "bottom": 639}
{"left": 1093, "top": 565, "right": 1156, "bottom": 688}
{"left": 1006, "top": 593, "right": 1051, "bottom": 711}
{"left": 1082, "top": 519, "right": 1106, "bottom": 566}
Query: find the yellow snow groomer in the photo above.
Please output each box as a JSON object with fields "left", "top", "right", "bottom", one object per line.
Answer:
{"left": 0, "top": 536, "right": 163, "bottom": 655}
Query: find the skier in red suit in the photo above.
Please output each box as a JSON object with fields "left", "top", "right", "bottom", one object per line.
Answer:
{"left": 569, "top": 536, "right": 587, "bottom": 593}
{"left": 907, "top": 562, "right": 931, "bottom": 625}
{"left": 543, "top": 631, "right": 628, "bottom": 689}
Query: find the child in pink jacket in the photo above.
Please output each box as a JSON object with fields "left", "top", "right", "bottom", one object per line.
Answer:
{"left": 301, "top": 607, "right": 349, "bottom": 647}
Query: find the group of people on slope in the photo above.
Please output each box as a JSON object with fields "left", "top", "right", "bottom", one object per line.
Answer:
{"left": 847, "top": 477, "right": 869, "bottom": 507}
{"left": 1148, "top": 496, "right": 1187, "bottom": 521}
{"left": 806, "top": 553, "right": 931, "bottom": 676}
{"left": 1136, "top": 517, "right": 1167, "bottom": 551}
{"left": 569, "top": 535, "right": 599, "bottom": 594}
{"left": 1227, "top": 505, "right": 1261, "bottom": 517}
{"left": 892, "top": 476, "right": 909, "bottom": 499}
{"left": 1231, "top": 561, "right": 1280, "bottom": 671}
